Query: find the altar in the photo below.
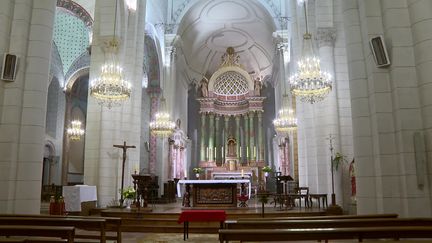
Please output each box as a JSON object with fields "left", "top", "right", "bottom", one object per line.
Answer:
{"left": 177, "top": 179, "right": 251, "bottom": 207}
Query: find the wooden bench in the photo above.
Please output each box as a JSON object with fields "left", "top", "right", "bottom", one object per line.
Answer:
{"left": 0, "top": 214, "right": 122, "bottom": 243}
{"left": 233, "top": 213, "right": 398, "bottom": 221}
{"left": 219, "top": 226, "right": 432, "bottom": 242}
{"left": 224, "top": 217, "right": 432, "bottom": 230}
{"left": 0, "top": 226, "right": 74, "bottom": 243}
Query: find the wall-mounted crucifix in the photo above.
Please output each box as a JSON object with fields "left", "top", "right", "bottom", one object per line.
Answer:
{"left": 113, "top": 141, "right": 136, "bottom": 207}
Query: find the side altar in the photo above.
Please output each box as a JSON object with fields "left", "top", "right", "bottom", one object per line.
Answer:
{"left": 177, "top": 179, "right": 251, "bottom": 207}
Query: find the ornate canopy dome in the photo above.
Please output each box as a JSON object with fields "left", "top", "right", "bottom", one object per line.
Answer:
{"left": 213, "top": 71, "right": 249, "bottom": 96}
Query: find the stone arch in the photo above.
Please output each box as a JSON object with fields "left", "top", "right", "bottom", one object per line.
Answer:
{"left": 46, "top": 77, "right": 61, "bottom": 138}
{"left": 144, "top": 28, "right": 162, "bottom": 89}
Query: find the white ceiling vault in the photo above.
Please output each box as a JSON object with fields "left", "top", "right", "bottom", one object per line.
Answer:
{"left": 175, "top": 0, "right": 280, "bottom": 85}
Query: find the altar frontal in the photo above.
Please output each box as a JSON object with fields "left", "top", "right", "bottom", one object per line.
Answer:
{"left": 177, "top": 179, "right": 251, "bottom": 208}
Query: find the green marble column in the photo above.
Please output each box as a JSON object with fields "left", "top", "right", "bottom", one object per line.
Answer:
{"left": 200, "top": 113, "right": 206, "bottom": 161}
{"left": 224, "top": 115, "right": 229, "bottom": 161}
{"left": 215, "top": 115, "right": 220, "bottom": 164}
{"left": 249, "top": 111, "right": 255, "bottom": 161}
{"left": 235, "top": 115, "right": 241, "bottom": 161}
{"left": 257, "top": 111, "right": 263, "bottom": 161}
{"left": 208, "top": 113, "right": 215, "bottom": 162}
{"left": 244, "top": 113, "right": 250, "bottom": 161}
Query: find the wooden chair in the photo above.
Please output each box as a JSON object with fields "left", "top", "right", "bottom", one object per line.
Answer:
{"left": 290, "top": 187, "right": 309, "bottom": 208}
{"left": 309, "top": 193, "right": 328, "bottom": 208}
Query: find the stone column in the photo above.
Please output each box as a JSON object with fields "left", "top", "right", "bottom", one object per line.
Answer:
{"left": 244, "top": 114, "right": 250, "bottom": 161}
{"left": 215, "top": 115, "right": 220, "bottom": 164}
{"left": 149, "top": 93, "right": 160, "bottom": 175}
{"left": 257, "top": 111, "right": 263, "bottom": 161}
{"left": 249, "top": 112, "right": 256, "bottom": 161}
{"left": 200, "top": 113, "right": 206, "bottom": 161}
{"left": 235, "top": 115, "right": 241, "bottom": 161}
{"left": 0, "top": 0, "right": 56, "bottom": 214}
{"left": 208, "top": 113, "right": 215, "bottom": 162}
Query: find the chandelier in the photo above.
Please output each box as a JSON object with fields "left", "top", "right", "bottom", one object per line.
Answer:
{"left": 290, "top": 1, "right": 332, "bottom": 104}
{"left": 149, "top": 97, "right": 176, "bottom": 137}
{"left": 89, "top": 0, "right": 132, "bottom": 109}
{"left": 273, "top": 95, "right": 297, "bottom": 134}
{"left": 67, "top": 120, "right": 85, "bottom": 141}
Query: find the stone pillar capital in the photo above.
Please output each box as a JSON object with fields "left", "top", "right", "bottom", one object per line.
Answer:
{"left": 316, "top": 27, "right": 337, "bottom": 48}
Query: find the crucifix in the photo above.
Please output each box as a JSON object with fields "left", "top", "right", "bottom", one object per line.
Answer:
{"left": 326, "top": 134, "right": 336, "bottom": 205}
{"left": 114, "top": 141, "right": 136, "bottom": 207}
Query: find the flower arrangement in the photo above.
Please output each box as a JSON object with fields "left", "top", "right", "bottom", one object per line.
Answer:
{"left": 121, "top": 187, "right": 136, "bottom": 200}
{"left": 332, "top": 152, "right": 348, "bottom": 171}
{"left": 262, "top": 166, "right": 272, "bottom": 173}
{"left": 192, "top": 167, "right": 204, "bottom": 174}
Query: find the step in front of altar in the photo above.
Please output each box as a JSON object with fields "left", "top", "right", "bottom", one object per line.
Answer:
{"left": 100, "top": 208, "right": 326, "bottom": 233}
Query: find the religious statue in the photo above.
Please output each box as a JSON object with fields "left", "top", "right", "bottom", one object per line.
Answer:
{"left": 254, "top": 77, "right": 263, "bottom": 96}
{"left": 227, "top": 137, "right": 236, "bottom": 157}
{"left": 349, "top": 159, "right": 356, "bottom": 203}
{"left": 200, "top": 77, "right": 209, "bottom": 97}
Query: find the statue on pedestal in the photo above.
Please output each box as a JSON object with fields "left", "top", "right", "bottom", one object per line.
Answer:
{"left": 200, "top": 77, "right": 209, "bottom": 97}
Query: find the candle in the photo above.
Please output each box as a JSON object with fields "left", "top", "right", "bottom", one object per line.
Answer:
{"left": 254, "top": 146, "right": 256, "bottom": 158}
{"left": 246, "top": 147, "right": 249, "bottom": 157}
{"left": 184, "top": 167, "right": 187, "bottom": 178}
{"left": 241, "top": 169, "right": 244, "bottom": 177}
{"left": 206, "top": 147, "right": 209, "bottom": 159}
{"left": 214, "top": 147, "right": 217, "bottom": 158}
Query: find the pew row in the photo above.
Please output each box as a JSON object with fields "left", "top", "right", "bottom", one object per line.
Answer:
{"left": 219, "top": 226, "right": 432, "bottom": 243}
{"left": 0, "top": 215, "right": 121, "bottom": 243}
{"left": 234, "top": 213, "right": 398, "bottom": 221}
{"left": 0, "top": 226, "right": 74, "bottom": 243}
{"left": 224, "top": 218, "right": 432, "bottom": 230}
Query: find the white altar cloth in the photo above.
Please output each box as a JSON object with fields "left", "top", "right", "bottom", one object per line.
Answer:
{"left": 177, "top": 179, "right": 251, "bottom": 199}
{"left": 62, "top": 185, "right": 97, "bottom": 212}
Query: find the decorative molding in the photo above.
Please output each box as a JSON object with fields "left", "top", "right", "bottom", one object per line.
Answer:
{"left": 316, "top": 27, "right": 337, "bottom": 48}
{"left": 56, "top": 0, "right": 93, "bottom": 27}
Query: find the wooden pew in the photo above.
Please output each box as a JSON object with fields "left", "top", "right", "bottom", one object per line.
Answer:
{"left": 0, "top": 214, "right": 122, "bottom": 243}
{"left": 0, "top": 217, "right": 105, "bottom": 243}
{"left": 219, "top": 226, "right": 432, "bottom": 242}
{"left": 0, "top": 226, "right": 74, "bottom": 243}
{"left": 224, "top": 218, "right": 432, "bottom": 230}
{"left": 234, "top": 213, "right": 398, "bottom": 221}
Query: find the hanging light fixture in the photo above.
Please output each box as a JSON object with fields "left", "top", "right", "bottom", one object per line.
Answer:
{"left": 273, "top": 14, "right": 297, "bottom": 135}
{"left": 149, "top": 97, "right": 176, "bottom": 137}
{"left": 67, "top": 120, "right": 85, "bottom": 141}
{"left": 274, "top": 95, "right": 297, "bottom": 134}
{"left": 290, "top": 0, "right": 332, "bottom": 104}
{"left": 90, "top": 0, "right": 132, "bottom": 108}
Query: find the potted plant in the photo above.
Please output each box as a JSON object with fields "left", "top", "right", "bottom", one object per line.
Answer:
{"left": 121, "top": 187, "right": 136, "bottom": 209}
{"left": 262, "top": 166, "right": 272, "bottom": 177}
{"left": 193, "top": 167, "right": 204, "bottom": 179}
{"left": 332, "top": 152, "right": 348, "bottom": 171}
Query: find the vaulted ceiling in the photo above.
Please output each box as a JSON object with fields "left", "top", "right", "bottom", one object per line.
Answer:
{"left": 177, "top": 0, "right": 277, "bottom": 83}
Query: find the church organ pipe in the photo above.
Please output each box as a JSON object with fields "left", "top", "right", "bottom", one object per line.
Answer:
{"left": 200, "top": 113, "right": 206, "bottom": 161}
{"left": 235, "top": 115, "right": 241, "bottom": 162}
{"left": 249, "top": 112, "right": 255, "bottom": 161}
{"left": 208, "top": 113, "right": 215, "bottom": 162}
{"left": 257, "top": 111, "right": 263, "bottom": 161}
